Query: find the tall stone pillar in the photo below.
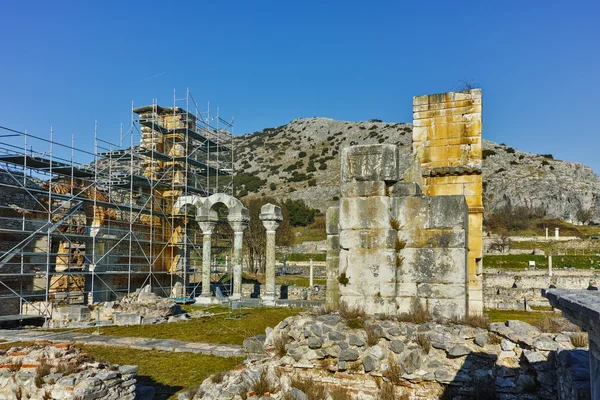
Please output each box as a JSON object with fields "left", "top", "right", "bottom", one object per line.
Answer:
{"left": 199, "top": 221, "right": 216, "bottom": 297}
{"left": 260, "top": 204, "right": 282, "bottom": 305}
{"left": 325, "top": 206, "right": 340, "bottom": 309}
{"left": 229, "top": 221, "right": 247, "bottom": 300}
{"left": 412, "top": 89, "right": 484, "bottom": 314}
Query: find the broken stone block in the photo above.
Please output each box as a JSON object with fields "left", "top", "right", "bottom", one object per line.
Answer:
{"left": 341, "top": 145, "right": 399, "bottom": 182}
{"left": 55, "top": 305, "right": 90, "bottom": 322}
{"left": 114, "top": 313, "right": 142, "bottom": 326}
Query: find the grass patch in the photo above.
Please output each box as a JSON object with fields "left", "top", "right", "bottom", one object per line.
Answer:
{"left": 291, "top": 216, "right": 327, "bottom": 242}
{"left": 484, "top": 254, "right": 600, "bottom": 270}
{"left": 77, "top": 306, "right": 301, "bottom": 345}
{"left": 280, "top": 253, "right": 326, "bottom": 262}
{"left": 276, "top": 275, "right": 326, "bottom": 287}
{"left": 78, "top": 345, "right": 243, "bottom": 400}
{"left": 484, "top": 309, "right": 559, "bottom": 325}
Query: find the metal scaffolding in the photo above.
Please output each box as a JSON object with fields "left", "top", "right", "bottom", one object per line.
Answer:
{"left": 0, "top": 89, "right": 234, "bottom": 319}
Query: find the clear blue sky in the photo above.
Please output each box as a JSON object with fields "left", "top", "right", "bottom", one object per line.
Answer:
{"left": 2, "top": 1, "right": 599, "bottom": 171}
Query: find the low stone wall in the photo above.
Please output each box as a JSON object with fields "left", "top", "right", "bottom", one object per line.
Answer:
{"left": 0, "top": 343, "right": 147, "bottom": 400}
{"left": 189, "top": 312, "right": 589, "bottom": 399}
{"left": 484, "top": 269, "right": 600, "bottom": 310}
{"left": 241, "top": 283, "right": 326, "bottom": 301}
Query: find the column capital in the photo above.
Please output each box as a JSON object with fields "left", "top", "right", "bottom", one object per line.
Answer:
{"left": 198, "top": 221, "right": 217, "bottom": 235}
{"left": 262, "top": 220, "right": 280, "bottom": 232}
{"left": 229, "top": 220, "right": 248, "bottom": 233}
{"left": 260, "top": 203, "right": 282, "bottom": 232}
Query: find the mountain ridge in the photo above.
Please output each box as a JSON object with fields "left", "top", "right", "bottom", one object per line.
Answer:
{"left": 233, "top": 117, "right": 600, "bottom": 224}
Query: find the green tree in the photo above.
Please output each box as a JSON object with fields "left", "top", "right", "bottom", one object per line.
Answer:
{"left": 282, "top": 199, "right": 318, "bottom": 227}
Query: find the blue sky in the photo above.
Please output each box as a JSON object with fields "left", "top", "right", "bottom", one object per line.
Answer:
{"left": 1, "top": 1, "right": 599, "bottom": 171}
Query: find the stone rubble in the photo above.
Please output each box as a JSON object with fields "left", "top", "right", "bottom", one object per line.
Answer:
{"left": 0, "top": 343, "right": 150, "bottom": 400}
{"left": 48, "top": 288, "right": 186, "bottom": 329}
{"left": 189, "top": 312, "right": 589, "bottom": 400}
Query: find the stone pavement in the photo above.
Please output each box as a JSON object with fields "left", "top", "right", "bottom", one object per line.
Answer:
{"left": 0, "top": 329, "right": 244, "bottom": 357}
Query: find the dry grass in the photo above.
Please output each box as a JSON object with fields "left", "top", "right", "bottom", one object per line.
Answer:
{"left": 365, "top": 325, "right": 380, "bottom": 346}
{"left": 383, "top": 356, "right": 403, "bottom": 385}
{"left": 211, "top": 371, "right": 225, "bottom": 384}
{"left": 328, "top": 386, "right": 351, "bottom": 400}
{"left": 487, "top": 332, "right": 502, "bottom": 345}
{"left": 451, "top": 313, "right": 489, "bottom": 329}
{"left": 348, "top": 360, "right": 363, "bottom": 373}
{"left": 377, "top": 380, "right": 396, "bottom": 400}
{"left": 534, "top": 316, "right": 575, "bottom": 333}
{"left": 7, "top": 359, "right": 22, "bottom": 373}
{"left": 273, "top": 335, "right": 288, "bottom": 357}
{"left": 339, "top": 302, "right": 367, "bottom": 329}
{"left": 571, "top": 332, "right": 589, "bottom": 348}
{"left": 415, "top": 334, "right": 431, "bottom": 354}
{"left": 289, "top": 375, "right": 326, "bottom": 400}
{"left": 398, "top": 298, "right": 432, "bottom": 324}
{"left": 318, "top": 357, "right": 336, "bottom": 371}
{"left": 35, "top": 359, "right": 52, "bottom": 388}
{"left": 55, "top": 362, "right": 78, "bottom": 376}
{"left": 251, "top": 369, "right": 275, "bottom": 397}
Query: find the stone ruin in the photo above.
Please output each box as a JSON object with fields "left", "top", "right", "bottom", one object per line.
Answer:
{"left": 0, "top": 343, "right": 146, "bottom": 400}
{"left": 326, "top": 89, "right": 483, "bottom": 318}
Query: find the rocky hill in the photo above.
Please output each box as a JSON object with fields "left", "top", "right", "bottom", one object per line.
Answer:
{"left": 234, "top": 117, "right": 600, "bottom": 223}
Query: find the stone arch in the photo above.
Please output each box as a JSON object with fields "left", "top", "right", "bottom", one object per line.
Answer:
{"left": 198, "top": 193, "right": 249, "bottom": 223}
{"left": 175, "top": 193, "right": 249, "bottom": 301}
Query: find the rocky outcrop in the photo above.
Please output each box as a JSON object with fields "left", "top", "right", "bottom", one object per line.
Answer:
{"left": 188, "top": 312, "right": 588, "bottom": 399}
{"left": 234, "top": 118, "right": 600, "bottom": 223}
{"left": 0, "top": 343, "right": 146, "bottom": 400}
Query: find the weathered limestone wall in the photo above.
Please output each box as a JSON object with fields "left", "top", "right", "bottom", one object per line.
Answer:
{"left": 328, "top": 144, "right": 469, "bottom": 318}
{"left": 413, "top": 89, "right": 484, "bottom": 313}
{"left": 393, "top": 183, "right": 469, "bottom": 318}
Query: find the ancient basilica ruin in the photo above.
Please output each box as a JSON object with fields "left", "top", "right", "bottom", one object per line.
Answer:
{"left": 0, "top": 89, "right": 483, "bottom": 321}
{"left": 326, "top": 89, "right": 483, "bottom": 318}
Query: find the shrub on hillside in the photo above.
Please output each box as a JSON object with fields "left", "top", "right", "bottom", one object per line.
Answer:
{"left": 282, "top": 199, "right": 318, "bottom": 226}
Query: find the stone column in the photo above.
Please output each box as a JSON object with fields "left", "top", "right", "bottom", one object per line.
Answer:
{"left": 555, "top": 227, "right": 560, "bottom": 240}
{"left": 325, "top": 206, "right": 340, "bottom": 309}
{"left": 260, "top": 204, "right": 282, "bottom": 305}
{"left": 199, "top": 221, "right": 216, "bottom": 297}
{"left": 548, "top": 255, "right": 553, "bottom": 277}
{"left": 309, "top": 258, "right": 314, "bottom": 288}
{"left": 229, "top": 221, "right": 247, "bottom": 300}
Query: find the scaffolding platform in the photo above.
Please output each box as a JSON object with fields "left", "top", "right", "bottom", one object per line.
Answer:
{"left": 0, "top": 89, "right": 235, "bottom": 316}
